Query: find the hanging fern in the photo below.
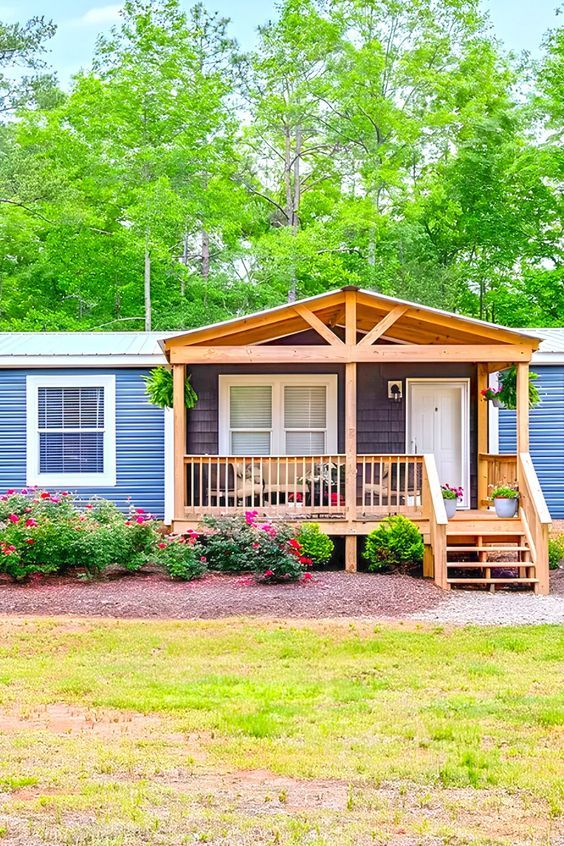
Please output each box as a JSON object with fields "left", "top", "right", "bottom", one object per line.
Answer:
{"left": 498, "top": 367, "right": 540, "bottom": 410}
{"left": 143, "top": 367, "right": 198, "bottom": 409}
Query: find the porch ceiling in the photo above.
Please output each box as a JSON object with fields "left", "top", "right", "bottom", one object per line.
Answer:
{"left": 161, "top": 287, "right": 540, "bottom": 353}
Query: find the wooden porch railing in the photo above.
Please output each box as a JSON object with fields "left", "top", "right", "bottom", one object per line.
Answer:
{"left": 518, "top": 452, "right": 551, "bottom": 594}
{"left": 421, "top": 454, "right": 448, "bottom": 587}
{"left": 184, "top": 455, "right": 347, "bottom": 518}
{"left": 183, "top": 454, "right": 426, "bottom": 519}
{"left": 479, "top": 453, "right": 518, "bottom": 506}
{"left": 358, "top": 455, "right": 424, "bottom": 516}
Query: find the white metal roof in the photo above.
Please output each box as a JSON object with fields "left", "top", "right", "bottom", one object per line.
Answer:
{"left": 0, "top": 332, "right": 171, "bottom": 367}
{"left": 516, "top": 328, "right": 564, "bottom": 364}
{"left": 0, "top": 323, "right": 561, "bottom": 368}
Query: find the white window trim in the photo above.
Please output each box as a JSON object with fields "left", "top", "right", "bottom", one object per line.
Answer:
{"left": 26, "top": 374, "right": 117, "bottom": 487}
{"left": 218, "top": 374, "right": 338, "bottom": 456}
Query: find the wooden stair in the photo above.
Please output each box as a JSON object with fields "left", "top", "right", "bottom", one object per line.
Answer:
{"left": 444, "top": 512, "right": 537, "bottom": 591}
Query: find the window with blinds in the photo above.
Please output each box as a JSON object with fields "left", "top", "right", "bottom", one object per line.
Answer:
{"left": 223, "top": 377, "right": 335, "bottom": 456}
{"left": 229, "top": 385, "right": 272, "bottom": 455}
{"left": 284, "top": 385, "right": 327, "bottom": 455}
{"left": 38, "top": 386, "right": 105, "bottom": 474}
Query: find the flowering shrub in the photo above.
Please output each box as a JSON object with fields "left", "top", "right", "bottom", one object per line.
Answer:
{"left": 202, "top": 512, "right": 312, "bottom": 582}
{"left": 0, "top": 490, "right": 161, "bottom": 581}
{"left": 296, "top": 523, "right": 334, "bottom": 567}
{"left": 363, "top": 516, "right": 424, "bottom": 572}
{"left": 154, "top": 530, "right": 207, "bottom": 580}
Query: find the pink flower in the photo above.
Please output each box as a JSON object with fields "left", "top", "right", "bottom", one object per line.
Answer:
{"left": 200, "top": 556, "right": 207, "bottom": 563}
{"left": 0, "top": 496, "right": 7, "bottom": 502}
{"left": 7, "top": 514, "right": 19, "bottom": 523}
{"left": 135, "top": 516, "right": 145, "bottom": 524}
{"left": 158, "top": 542, "right": 167, "bottom": 549}
{"left": 85, "top": 504, "right": 93, "bottom": 509}
{"left": 50, "top": 496, "right": 59, "bottom": 504}
{"left": 264, "top": 569, "right": 274, "bottom": 577}
{"left": 25, "top": 518, "right": 38, "bottom": 527}
{"left": 20, "top": 489, "right": 28, "bottom": 494}
{"left": 245, "top": 510, "right": 258, "bottom": 525}
{"left": 303, "top": 572, "right": 313, "bottom": 581}
{"left": 136, "top": 508, "right": 145, "bottom": 514}
{"left": 6, "top": 489, "right": 15, "bottom": 495}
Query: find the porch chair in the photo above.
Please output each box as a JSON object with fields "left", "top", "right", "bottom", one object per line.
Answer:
{"left": 229, "top": 460, "right": 265, "bottom": 505}
{"left": 263, "top": 461, "right": 299, "bottom": 504}
{"left": 363, "top": 466, "right": 421, "bottom": 507}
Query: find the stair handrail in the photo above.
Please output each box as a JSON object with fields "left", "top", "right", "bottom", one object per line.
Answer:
{"left": 422, "top": 454, "right": 448, "bottom": 588}
{"left": 518, "top": 452, "right": 551, "bottom": 594}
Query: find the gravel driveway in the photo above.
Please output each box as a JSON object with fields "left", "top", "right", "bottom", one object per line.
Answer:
{"left": 409, "top": 591, "right": 564, "bottom": 625}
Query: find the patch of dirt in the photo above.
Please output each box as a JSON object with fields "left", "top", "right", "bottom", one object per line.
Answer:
{"left": 163, "top": 768, "right": 350, "bottom": 812}
{"left": 0, "top": 703, "right": 183, "bottom": 741}
{"left": 0, "top": 571, "right": 445, "bottom": 619}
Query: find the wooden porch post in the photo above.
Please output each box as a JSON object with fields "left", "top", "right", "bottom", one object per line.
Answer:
{"left": 173, "top": 364, "right": 186, "bottom": 523}
{"left": 344, "top": 290, "right": 358, "bottom": 572}
{"left": 516, "top": 362, "right": 530, "bottom": 454}
{"left": 477, "top": 364, "right": 489, "bottom": 508}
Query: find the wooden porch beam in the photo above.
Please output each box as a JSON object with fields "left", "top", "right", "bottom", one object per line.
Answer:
{"left": 173, "top": 364, "right": 186, "bottom": 521}
{"left": 358, "top": 305, "right": 408, "bottom": 346}
{"left": 476, "top": 364, "right": 489, "bottom": 508}
{"left": 345, "top": 289, "right": 357, "bottom": 347}
{"left": 293, "top": 304, "right": 345, "bottom": 346}
{"left": 168, "top": 344, "right": 533, "bottom": 365}
{"left": 344, "top": 290, "right": 358, "bottom": 572}
{"left": 516, "top": 362, "right": 530, "bottom": 453}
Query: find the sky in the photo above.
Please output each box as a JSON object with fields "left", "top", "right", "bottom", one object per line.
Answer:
{"left": 1, "top": 0, "right": 560, "bottom": 85}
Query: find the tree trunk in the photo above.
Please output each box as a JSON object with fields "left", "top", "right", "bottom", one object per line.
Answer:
{"left": 180, "top": 231, "right": 189, "bottom": 298}
{"left": 286, "top": 124, "right": 302, "bottom": 303}
{"left": 201, "top": 228, "right": 210, "bottom": 280}
{"left": 144, "top": 247, "right": 152, "bottom": 332}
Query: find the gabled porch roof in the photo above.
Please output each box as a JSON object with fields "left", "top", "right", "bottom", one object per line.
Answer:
{"left": 161, "top": 286, "right": 540, "bottom": 354}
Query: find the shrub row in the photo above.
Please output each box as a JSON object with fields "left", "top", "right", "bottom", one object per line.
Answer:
{"left": 0, "top": 492, "right": 338, "bottom": 583}
{"left": 0, "top": 491, "right": 424, "bottom": 582}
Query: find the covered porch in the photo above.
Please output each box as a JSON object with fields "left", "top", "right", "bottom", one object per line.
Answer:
{"left": 162, "top": 287, "right": 551, "bottom": 593}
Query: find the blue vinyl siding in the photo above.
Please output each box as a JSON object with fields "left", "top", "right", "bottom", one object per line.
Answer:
{"left": 0, "top": 369, "right": 166, "bottom": 517}
{"left": 499, "top": 366, "right": 564, "bottom": 518}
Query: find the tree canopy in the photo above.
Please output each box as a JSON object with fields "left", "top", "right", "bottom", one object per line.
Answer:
{"left": 0, "top": 0, "right": 561, "bottom": 331}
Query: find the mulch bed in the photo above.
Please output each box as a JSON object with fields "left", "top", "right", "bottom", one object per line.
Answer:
{"left": 0, "top": 570, "right": 445, "bottom": 620}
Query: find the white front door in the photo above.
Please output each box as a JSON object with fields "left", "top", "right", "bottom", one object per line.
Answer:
{"left": 407, "top": 380, "right": 470, "bottom": 508}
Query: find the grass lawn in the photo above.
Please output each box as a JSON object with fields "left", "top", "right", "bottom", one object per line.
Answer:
{"left": 0, "top": 617, "right": 562, "bottom": 845}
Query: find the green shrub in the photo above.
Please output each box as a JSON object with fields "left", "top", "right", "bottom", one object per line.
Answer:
{"left": 296, "top": 523, "right": 334, "bottom": 567}
{"left": 363, "top": 515, "right": 424, "bottom": 572}
{"left": 154, "top": 533, "right": 207, "bottom": 580}
{"left": 549, "top": 534, "right": 564, "bottom": 570}
{"left": 203, "top": 512, "right": 311, "bottom": 582}
{"left": 0, "top": 490, "right": 162, "bottom": 581}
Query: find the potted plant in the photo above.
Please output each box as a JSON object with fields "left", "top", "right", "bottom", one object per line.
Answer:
{"left": 441, "top": 484, "right": 463, "bottom": 519}
{"left": 490, "top": 484, "right": 519, "bottom": 518}
{"left": 142, "top": 367, "right": 198, "bottom": 409}
{"left": 481, "top": 386, "right": 504, "bottom": 408}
